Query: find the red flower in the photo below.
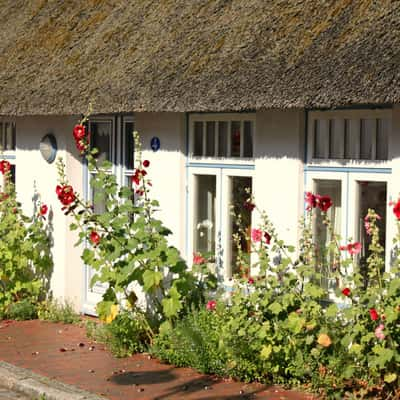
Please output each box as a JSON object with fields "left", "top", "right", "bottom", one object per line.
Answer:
{"left": 143, "top": 160, "right": 150, "bottom": 168}
{"left": 264, "top": 232, "right": 271, "bottom": 245}
{"left": 341, "top": 287, "right": 351, "bottom": 297}
{"left": 0, "top": 192, "right": 9, "bottom": 202}
{"left": 206, "top": 300, "right": 217, "bottom": 311}
{"left": 251, "top": 228, "right": 262, "bottom": 242}
{"left": 40, "top": 204, "right": 48, "bottom": 216}
{"left": 0, "top": 160, "right": 11, "bottom": 175}
{"left": 131, "top": 169, "right": 147, "bottom": 185}
{"left": 193, "top": 253, "right": 205, "bottom": 265}
{"left": 305, "top": 192, "right": 317, "bottom": 210}
{"left": 73, "top": 125, "right": 86, "bottom": 140}
{"left": 369, "top": 308, "right": 379, "bottom": 321}
{"left": 317, "top": 195, "right": 333, "bottom": 212}
{"left": 243, "top": 201, "right": 255, "bottom": 212}
{"left": 56, "top": 185, "right": 76, "bottom": 206}
{"left": 393, "top": 200, "right": 400, "bottom": 220}
{"left": 248, "top": 277, "right": 255, "bottom": 284}
{"left": 340, "top": 242, "right": 362, "bottom": 255}
{"left": 90, "top": 230, "right": 100, "bottom": 246}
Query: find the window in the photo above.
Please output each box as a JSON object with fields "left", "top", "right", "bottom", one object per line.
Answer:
{"left": 306, "top": 109, "right": 392, "bottom": 290}
{"left": 191, "top": 115, "right": 254, "bottom": 158}
{"left": 0, "top": 119, "right": 16, "bottom": 185}
{"left": 310, "top": 112, "right": 390, "bottom": 162}
{"left": 84, "top": 114, "right": 134, "bottom": 309}
{"left": 188, "top": 114, "right": 255, "bottom": 278}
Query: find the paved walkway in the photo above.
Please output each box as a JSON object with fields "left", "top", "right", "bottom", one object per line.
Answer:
{"left": 0, "top": 320, "right": 315, "bottom": 400}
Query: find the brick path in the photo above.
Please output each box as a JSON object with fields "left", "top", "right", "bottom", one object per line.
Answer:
{"left": 0, "top": 320, "right": 315, "bottom": 400}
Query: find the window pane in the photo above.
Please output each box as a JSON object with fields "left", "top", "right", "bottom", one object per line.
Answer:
{"left": 91, "top": 179, "right": 106, "bottom": 214}
{"left": 124, "top": 121, "right": 135, "bottom": 170}
{"left": 218, "top": 121, "right": 228, "bottom": 157}
{"left": 194, "top": 175, "right": 216, "bottom": 255}
{"left": 329, "top": 119, "right": 344, "bottom": 159}
{"left": 91, "top": 121, "right": 112, "bottom": 164}
{"left": 376, "top": 119, "right": 389, "bottom": 160}
{"left": 193, "top": 121, "right": 203, "bottom": 156}
{"left": 314, "top": 119, "right": 328, "bottom": 159}
{"left": 243, "top": 121, "right": 253, "bottom": 157}
{"left": 231, "top": 121, "right": 241, "bottom": 157}
{"left": 5, "top": 122, "right": 15, "bottom": 151}
{"left": 314, "top": 180, "right": 341, "bottom": 291}
{"left": 357, "top": 181, "right": 386, "bottom": 283}
{"left": 206, "top": 121, "right": 215, "bottom": 157}
{"left": 344, "top": 119, "right": 358, "bottom": 159}
{"left": 360, "top": 119, "right": 375, "bottom": 160}
{"left": 229, "top": 176, "right": 252, "bottom": 277}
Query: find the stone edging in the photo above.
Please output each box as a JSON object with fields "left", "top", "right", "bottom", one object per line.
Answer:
{"left": 0, "top": 361, "right": 107, "bottom": 400}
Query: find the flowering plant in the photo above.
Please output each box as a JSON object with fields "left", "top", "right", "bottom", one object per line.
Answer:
{"left": 0, "top": 163, "right": 52, "bottom": 317}
{"left": 56, "top": 113, "right": 215, "bottom": 339}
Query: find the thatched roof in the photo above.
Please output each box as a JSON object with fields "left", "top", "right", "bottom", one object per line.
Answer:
{"left": 0, "top": 0, "right": 399, "bottom": 115}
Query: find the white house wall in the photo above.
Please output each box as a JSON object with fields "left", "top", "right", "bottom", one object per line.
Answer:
{"left": 135, "top": 112, "right": 187, "bottom": 253}
{"left": 15, "top": 115, "right": 84, "bottom": 310}
{"left": 253, "top": 109, "right": 304, "bottom": 247}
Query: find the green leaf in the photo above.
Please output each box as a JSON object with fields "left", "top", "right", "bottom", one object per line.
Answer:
{"left": 142, "top": 270, "right": 163, "bottom": 291}
{"left": 384, "top": 373, "right": 397, "bottom": 383}
{"left": 268, "top": 302, "right": 282, "bottom": 315}
{"left": 260, "top": 344, "right": 273, "bottom": 360}
{"left": 161, "top": 296, "right": 182, "bottom": 318}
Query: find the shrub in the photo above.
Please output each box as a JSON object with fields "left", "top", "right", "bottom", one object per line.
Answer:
{"left": 37, "top": 299, "right": 80, "bottom": 324}
{"left": 151, "top": 306, "right": 227, "bottom": 375}
{"left": 86, "top": 311, "right": 147, "bottom": 357}
{"left": 0, "top": 162, "right": 53, "bottom": 319}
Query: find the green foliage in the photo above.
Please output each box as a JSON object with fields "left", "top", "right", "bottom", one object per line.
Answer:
{"left": 6, "top": 299, "right": 37, "bottom": 320}
{"left": 37, "top": 299, "right": 80, "bottom": 324}
{"left": 151, "top": 307, "right": 227, "bottom": 375}
{"left": 0, "top": 172, "right": 53, "bottom": 319}
{"left": 86, "top": 311, "right": 147, "bottom": 357}
{"left": 57, "top": 122, "right": 215, "bottom": 350}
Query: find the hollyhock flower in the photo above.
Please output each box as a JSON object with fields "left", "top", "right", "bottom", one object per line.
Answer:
{"left": 317, "top": 195, "right": 333, "bottom": 212}
{"left": 0, "top": 160, "right": 11, "bottom": 174}
{"left": 369, "top": 308, "right": 379, "bottom": 321}
{"left": 143, "top": 160, "right": 150, "bottom": 168}
{"left": 264, "top": 232, "right": 271, "bottom": 245}
{"left": 251, "top": 228, "right": 262, "bottom": 242}
{"left": 243, "top": 200, "right": 255, "bottom": 212}
{"left": 73, "top": 124, "right": 86, "bottom": 140}
{"left": 56, "top": 185, "right": 76, "bottom": 206}
{"left": 248, "top": 277, "right": 255, "bottom": 284}
{"left": 317, "top": 333, "right": 332, "bottom": 347}
{"left": 347, "top": 242, "right": 362, "bottom": 255}
{"left": 131, "top": 169, "right": 147, "bottom": 185}
{"left": 364, "top": 221, "right": 372, "bottom": 236}
{"left": 393, "top": 199, "right": 400, "bottom": 220}
{"left": 206, "top": 300, "right": 217, "bottom": 311}
{"left": 340, "top": 242, "right": 362, "bottom": 255}
{"left": 341, "top": 287, "right": 351, "bottom": 297}
{"left": 375, "top": 324, "right": 385, "bottom": 340}
{"left": 193, "top": 253, "right": 205, "bottom": 265}
{"left": 305, "top": 192, "right": 317, "bottom": 210}
{"left": 90, "top": 230, "right": 100, "bottom": 246}
{"left": 39, "top": 204, "right": 48, "bottom": 216}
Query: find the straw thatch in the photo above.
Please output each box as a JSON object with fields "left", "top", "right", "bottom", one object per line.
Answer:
{"left": 0, "top": 0, "right": 399, "bottom": 115}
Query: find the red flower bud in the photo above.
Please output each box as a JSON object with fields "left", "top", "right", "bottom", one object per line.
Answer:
{"left": 0, "top": 160, "right": 11, "bottom": 175}
{"left": 40, "top": 204, "right": 48, "bottom": 216}
{"left": 143, "top": 160, "right": 150, "bottom": 168}
{"left": 369, "top": 308, "right": 379, "bottom": 321}
{"left": 341, "top": 287, "right": 351, "bottom": 297}
{"left": 90, "top": 230, "right": 100, "bottom": 246}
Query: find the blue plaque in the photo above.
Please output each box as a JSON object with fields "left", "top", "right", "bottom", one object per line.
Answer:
{"left": 150, "top": 136, "right": 160, "bottom": 152}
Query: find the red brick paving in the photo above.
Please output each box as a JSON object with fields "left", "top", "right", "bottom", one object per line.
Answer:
{"left": 0, "top": 320, "right": 316, "bottom": 400}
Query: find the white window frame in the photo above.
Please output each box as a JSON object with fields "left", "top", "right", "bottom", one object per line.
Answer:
{"left": 188, "top": 166, "right": 254, "bottom": 279}
{"left": 189, "top": 113, "right": 256, "bottom": 163}
{"left": 83, "top": 114, "right": 135, "bottom": 312}
{"left": 307, "top": 109, "right": 392, "bottom": 168}
{"left": 305, "top": 170, "right": 392, "bottom": 273}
